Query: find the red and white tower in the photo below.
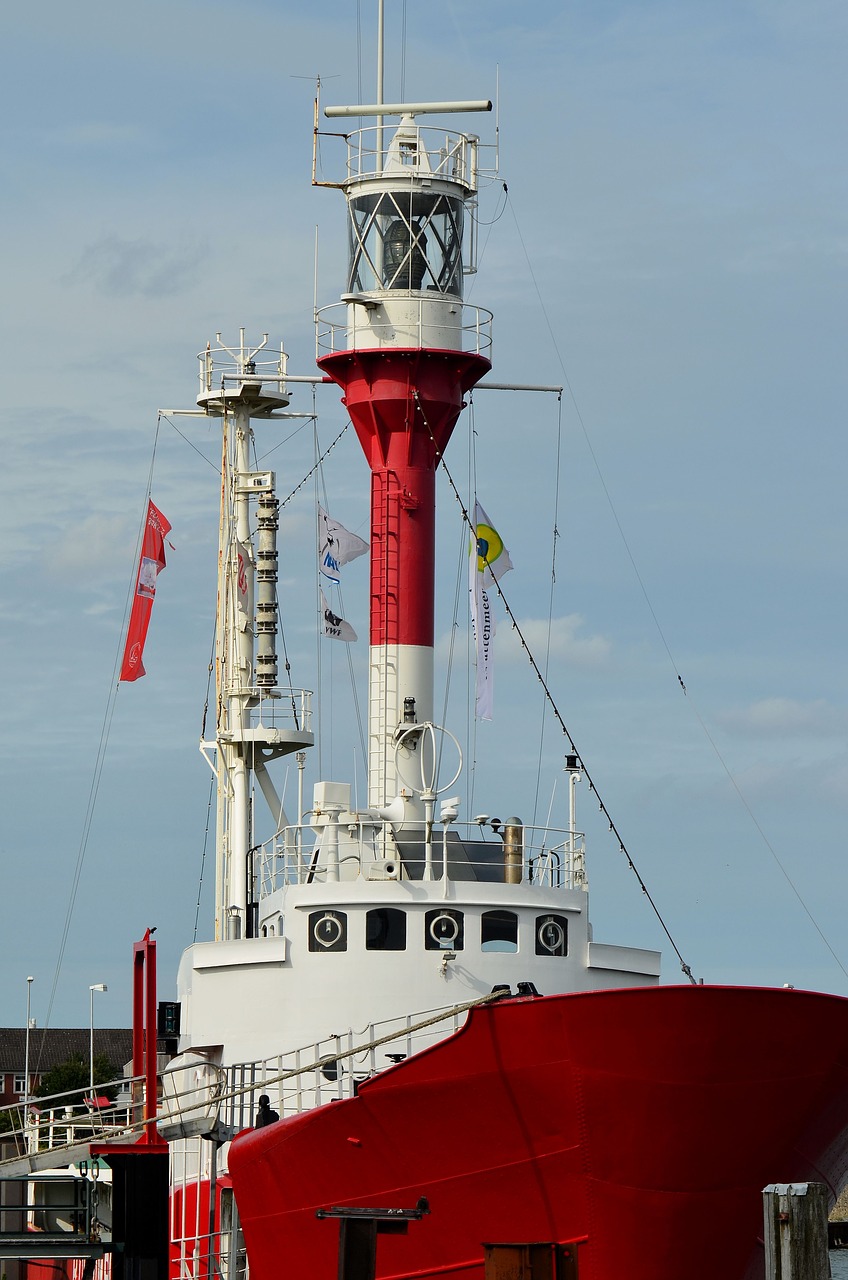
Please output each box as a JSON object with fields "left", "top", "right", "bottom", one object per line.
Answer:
{"left": 316, "top": 98, "right": 493, "bottom": 812}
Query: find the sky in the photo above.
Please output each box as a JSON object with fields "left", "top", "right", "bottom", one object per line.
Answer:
{"left": 1, "top": 0, "right": 846, "bottom": 1031}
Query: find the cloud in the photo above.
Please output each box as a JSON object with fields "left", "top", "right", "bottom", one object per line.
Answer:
{"left": 717, "top": 697, "right": 848, "bottom": 738}
{"left": 66, "top": 235, "right": 205, "bottom": 298}
{"left": 41, "top": 122, "right": 151, "bottom": 150}
{"left": 49, "top": 513, "right": 137, "bottom": 580}
{"left": 499, "top": 615, "right": 612, "bottom": 667}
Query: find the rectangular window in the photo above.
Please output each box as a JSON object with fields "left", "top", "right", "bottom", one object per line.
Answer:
{"left": 13, "top": 1074, "right": 26, "bottom": 1094}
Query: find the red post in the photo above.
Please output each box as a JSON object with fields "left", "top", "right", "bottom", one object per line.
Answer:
{"left": 132, "top": 928, "right": 161, "bottom": 1145}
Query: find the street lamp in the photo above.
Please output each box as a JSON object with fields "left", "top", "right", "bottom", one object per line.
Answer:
{"left": 89, "top": 983, "right": 107, "bottom": 1103}
{"left": 23, "top": 976, "right": 34, "bottom": 1112}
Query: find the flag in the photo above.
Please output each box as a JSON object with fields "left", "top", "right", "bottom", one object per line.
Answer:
{"left": 469, "top": 502, "right": 512, "bottom": 720}
{"left": 235, "top": 539, "right": 253, "bottom": 620}
{"left": 318, "top": 505, "right": 368, "bottom": 583}
{"left": 321, "top": 589, "right": 357, "bottom": 643}
{"left": 473, "top": 501, "right": 513, "bottom": 584}
{"left": 120, "top": 500, "right": 172, "bottom": 682}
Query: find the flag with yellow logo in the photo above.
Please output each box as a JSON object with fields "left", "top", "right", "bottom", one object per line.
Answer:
{"left": 469, "top": 501, "right": 513, "bottom": 719}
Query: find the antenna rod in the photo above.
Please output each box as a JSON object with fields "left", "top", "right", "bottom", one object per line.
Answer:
{"left": 376, "top": 0, "right": 384, "bottom": 170}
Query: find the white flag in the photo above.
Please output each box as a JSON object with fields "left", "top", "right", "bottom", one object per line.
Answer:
{"left": 318, "top": 506, "right": 368, "bottom": 583}
{"left": 469, "top": 502, "right": 512, "bottom": 720}
{"left": 472, "top": 501, "right": 513, "bottom": 584}
{"left": 321, "top": 589, "right": 357, "bottom": 643}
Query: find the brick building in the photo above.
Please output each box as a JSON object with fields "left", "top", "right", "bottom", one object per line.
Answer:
{"left": 0, "top": 1027, "right": 133, "bottom": 1105}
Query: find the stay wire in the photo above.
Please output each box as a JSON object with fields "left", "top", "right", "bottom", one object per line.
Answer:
{"left": 161, "top": 413, "right": 220, "bottom": 473}
{"left": 314, "top": 416, "right": 368, "bottom": 774}
{"left": 414, "top": 391, "right": 696, "bottom": 984}
{"left": 38, "top": 416, "right": 163, "bottom": 1057}
{"left": 504, "top": 190, "right": 845, "bottom": 979}
{"left": 194, "top": 632, "right": 217, "bottom": 944}
{"left": 279, "top": 421, "right": 349, "bottom": 509}
{"left": 531, "top": 391, "right": 564, "bottom": 831}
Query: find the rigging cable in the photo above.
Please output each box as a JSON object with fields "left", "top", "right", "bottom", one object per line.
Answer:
{"left": 531, "top": 390, "right": 564, "bottom": 831}
{"left": 313, "top": 408, "right": 368, "bottom": 779}
{"left": 415, "top": 390, "right": 696, "bottom": 984}
{"left": 38, "top": 415, "right": 164, "bottom": 1057}
{"left": 161, "top": 413, "right": 220, "bottom": 473}
{"left": 194, "top": 632, "right": 217, "bottom": 943}
{"left": 503, "top": 191, "right": 848, "bottom": 983}
{"left": 278, "top": 421, "right": 349, "bottom": 509}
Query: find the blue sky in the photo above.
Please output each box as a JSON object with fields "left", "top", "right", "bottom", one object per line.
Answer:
{"left": 1, "top": 0, "right": 846, "bottom": 1029}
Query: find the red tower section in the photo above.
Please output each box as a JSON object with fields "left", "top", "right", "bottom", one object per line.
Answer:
{"left": 318, "top": 346, "right": 490, "bottom": 648}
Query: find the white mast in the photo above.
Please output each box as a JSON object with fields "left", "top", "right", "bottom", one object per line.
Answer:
{"left": 198, "top": 332, "right": 314, "bottom": 941}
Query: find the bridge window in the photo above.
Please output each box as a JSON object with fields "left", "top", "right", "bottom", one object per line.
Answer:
{"left": 425, "top": 908, "right": 464, "bottom": 951}
{"left": 481, "top": 910, "right": 518, "bottom": 953}
{"left": 309, "top": 910, "right": 347, "bottom": 953}
{"left": 366, "top": 907, "right": 407, "bottom": 951}
{"left": 535, "top": 914, "right": 568, "bottom": 957}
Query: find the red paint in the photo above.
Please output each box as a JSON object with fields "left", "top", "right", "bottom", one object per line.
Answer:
{"left": 229, "top": 985, "right": 848, "bottom": 1280}
{"left": 318, "top": 349, "right": 489, "bottom": 647}
{"left": 132, "top": 929, "right": 161, "bottom": 1146}
{"left": 170, "top": 1175, "right": 232, "bottom": 1279}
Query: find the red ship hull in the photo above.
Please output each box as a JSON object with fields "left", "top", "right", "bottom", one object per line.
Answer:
{"left": 229, "top": 985, "right": 848, "bottom": 1280}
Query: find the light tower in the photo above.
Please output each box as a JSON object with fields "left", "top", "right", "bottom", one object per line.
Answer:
{"left": 316, "top": 99, "right": 493, "bottom": 813}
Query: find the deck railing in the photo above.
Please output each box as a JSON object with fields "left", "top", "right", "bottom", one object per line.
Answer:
{"left": 256, "top": 818, "right": 586, "bottom": 897}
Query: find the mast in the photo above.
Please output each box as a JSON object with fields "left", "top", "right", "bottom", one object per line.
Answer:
{"left": 316, "top": 99, "right": 492, "bottom": 814}
{"left": 197, "top": 333, "right": 314, "bottom": 941}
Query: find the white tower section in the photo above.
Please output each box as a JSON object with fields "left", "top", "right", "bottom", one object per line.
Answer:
{"left": 197, "top": 333, "right": 313, "bottom": 941}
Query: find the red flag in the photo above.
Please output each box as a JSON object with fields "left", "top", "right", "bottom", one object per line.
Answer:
{"left": 120, "top": 500, "right": 172, "bottom": 682}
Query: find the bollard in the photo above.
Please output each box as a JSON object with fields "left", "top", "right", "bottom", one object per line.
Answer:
{"left": 763, "top": 1182, "right": 830, "bottom": 1279}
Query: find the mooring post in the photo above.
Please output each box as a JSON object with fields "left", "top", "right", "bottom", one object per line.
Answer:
{"left": 763, "top": 1182, "right": 830, "bottom": 1279}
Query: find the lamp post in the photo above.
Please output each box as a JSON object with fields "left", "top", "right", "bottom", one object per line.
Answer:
{"left": 23, "top": 976, "right": 34, "bottom": 1112}
{"left": 89, "top": 983, "right": 107, "bottom": 1102}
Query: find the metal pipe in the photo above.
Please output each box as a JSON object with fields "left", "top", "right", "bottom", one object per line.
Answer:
{"left": 325, "top": 100, "right": 492, "bottom": 118}
{"left": 503, "top": 818, "right": 524, "bottom": 885}
{"left": 376, "top": 0, "right": 384, "bottom": 170}
{"left": 89, "top": 983, "right": 107, "bottom": 1102}
{"left": 23, "top": 976, "right": 33, "bottom": 1114}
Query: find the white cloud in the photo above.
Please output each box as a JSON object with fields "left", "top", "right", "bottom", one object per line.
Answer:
{"left": 66, "top": 235, "right": 205, "bottom": 298}
{"left": 499, "top": 614, "right": 612, "bottom": 667}
{"left": 40, "top": 122, "right": 152, "bottom": 150}
{"left": 717, "top": 697, "right": 848, "bottom": 738}
{"left": 49, "top": 513, "right": 137, "bottom": 580}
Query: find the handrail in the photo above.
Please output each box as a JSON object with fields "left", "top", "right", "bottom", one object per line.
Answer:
{"left": 255, "top": 817, "right": 587, "bottom": 896}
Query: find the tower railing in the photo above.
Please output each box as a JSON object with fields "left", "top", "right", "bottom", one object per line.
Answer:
{"left": 218, "top": 687, "right": 313, "bottom": 736}
{"left": 316, "top": 299, "right": 493, "bottom": 357}
{"left": 331, "top": 124, "right": 495, "bottom": 186}
{"left": 197, "top": 342, "right": 288, "bottom": 397}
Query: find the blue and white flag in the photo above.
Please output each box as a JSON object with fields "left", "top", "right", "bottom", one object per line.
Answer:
{"left": 318, "top": 506, "right": 368, "bottom": 583}
{"left": 469, "top": 502, "right": 513, "bottom": 720}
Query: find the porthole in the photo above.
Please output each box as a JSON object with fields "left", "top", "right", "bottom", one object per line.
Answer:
{"left": 481, "top": 910, "right": 518, "bottom": 954}
{"left": 366, "top": 907, "right": 407, "bottom": 951}
{"left": 535, "top": 914, "right": 568, "bottom": 957}
{"left": 309, "top": 910, "right": 347, "bottom": 953}
{"left": 425, "top": 909, "right": 464, "bottom": 951}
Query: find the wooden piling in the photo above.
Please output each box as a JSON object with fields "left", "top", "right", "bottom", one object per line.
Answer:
{"left": 763, "top": 1182, "right": 830, "bottom": 1279}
